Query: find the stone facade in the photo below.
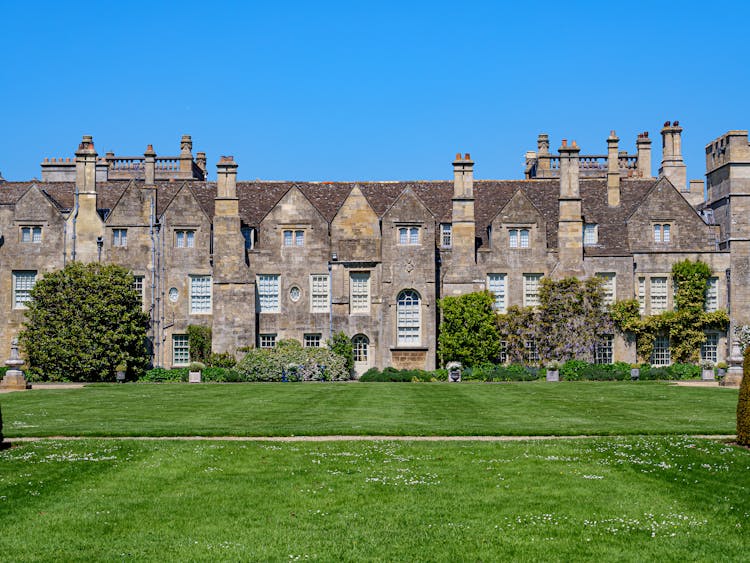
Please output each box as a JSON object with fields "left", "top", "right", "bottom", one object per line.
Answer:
{"left": 0, "top": 125, "right": 744, "bottom": 377}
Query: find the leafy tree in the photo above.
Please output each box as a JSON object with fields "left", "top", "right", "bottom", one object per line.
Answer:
{"left": 327, "top": 331, "right": 354, "bottom": 375}
{"left": 187, "top": 325, "right": 212, "bottom": 364}
{"left": 611, "top": 260, "right": 728, "bottom": 363}
{"left": 19, "top": 262, "right": 150, "bottom": 382}
{"left": 438, "top": 291, "right": 501, "bottom": 367}
{"left": 737, "top": 346, "right": 750, "bottom": 446}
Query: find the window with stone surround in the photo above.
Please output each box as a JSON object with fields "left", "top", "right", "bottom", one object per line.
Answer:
{"left": 304, "top": 334, "right": 321, "bottom": 347}
{"left": 398, "top": 226, "right": 419, "bottom": 245}
{"left": 353, "top": 334, "right": 369, "bottom": 363}
{"left": 350, "top": 272, "right": 370, "bottom": 314}
{"left": 283, "top": 229, "right": 304, "bottom": 247}
{"left": 21, "top": 226, "right": 42, "bottom": 243}
{"left": 583, "top": 223, "right": 598, "bottom": 245}
{"left": 596, "top": 273, "right": 616, "bottom": 306}
{"left": 13, "top": 270, "right": 36, "bottom": 309}
{"left": 132, "top": 275, "right": 145, "bottom": 306}
{"left": 310, "top": 274, "right": 330, "bottom": 313}
{"left": 259, "top": 334, "right": 276, "bottom": 349}
{"left": 700, "top": 332, "right": 719, "bottom": 364}
{"left": 441, "top": 224, "right": 452, "bottom": 248}
{"left": 651, "top": 334, "right": 671, "bottom": 366}
{"left": 175, "top": 229, "right": 195, "bottom": 248}
{"left": 172, "top": 334, "right": 189, "bottom": 366}
{"left": 509, "top": 228, "right": 530, "bottom": 248}
{"left": 190, "top": 275, "right": 212, "bottom": 314}
{"left": 487, "top": 273, "right": 507, "bottom": 313}
{"left": 653, "top": 223, "right": 671, "bottom": 244}
{"left": 637, "top": 276, "right": 646, "bottom": 315}
{"left": 594, "top": 335, "right": 614, "bottom": 364}
{"left": 257, "top": 274, "right": 280, "bottom": 313}
{"left": 112, "top": 228, "right": 127, "bottom": 247}
{"left": 397, "top": 289, "right": 421, "bottom": 346}
{"left": 523, "top": 274, "right": 542, "bottom": 307}
{"left": 524, "top": 340, "right": 539, "bottom": 363}
{"left": 705, "top": 277, "right": 719, "bottom": 312}
{"left": 650, "top": 277, "right": 668, "bottom": 314}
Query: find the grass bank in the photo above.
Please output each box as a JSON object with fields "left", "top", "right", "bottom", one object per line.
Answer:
{"left": 1, "top": 381, "right": 738, "bottom": 437}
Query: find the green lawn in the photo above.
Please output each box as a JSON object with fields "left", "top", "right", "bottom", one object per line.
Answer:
{"left": 1, "top": 381, "right": 739, "bottom": 438}
{"left": 1, "top": 437, "right": 748, "bottom": 561}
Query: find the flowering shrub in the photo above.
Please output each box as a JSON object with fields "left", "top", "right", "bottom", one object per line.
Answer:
{"left": 734, "top": 325, "right": 750, "bottom": 354}
{"left": 236, "top": 339, "right": 349, "bottom": 382}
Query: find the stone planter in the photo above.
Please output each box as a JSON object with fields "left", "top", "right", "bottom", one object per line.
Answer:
{"left": 701, "top": 368, "right": 715, "bottom": 381}
{"left": 630, "top": 368, "right": 640, "bottom": 381}
{"left": 546, "top": 369, "right": 559, "bottom": 382}
{"left": 189, "top": 371, "right": 202, "bottom": 383}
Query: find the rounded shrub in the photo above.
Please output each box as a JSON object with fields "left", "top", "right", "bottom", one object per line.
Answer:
{"left": 737, "top": 347, "right": 750, "bottom": 446}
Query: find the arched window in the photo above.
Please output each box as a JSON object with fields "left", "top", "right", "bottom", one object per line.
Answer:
{"left": 397, "top": 290, "right": 421, "bottom": 345}
{"left": 352, "top": 334, "right": 369, "bottom": 363}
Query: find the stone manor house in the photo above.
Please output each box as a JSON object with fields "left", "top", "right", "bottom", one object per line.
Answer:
{"left": 1, "top": 124, "right": 749, "bottom": 378}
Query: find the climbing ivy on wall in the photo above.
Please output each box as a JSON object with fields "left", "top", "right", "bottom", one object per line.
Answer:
{"left": 611, "top": 260, "right": 728, "bottom": 363}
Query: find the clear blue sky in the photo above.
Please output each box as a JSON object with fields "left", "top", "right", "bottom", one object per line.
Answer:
{"left": 1, "top": 1, "right": 748, "bottom": 182}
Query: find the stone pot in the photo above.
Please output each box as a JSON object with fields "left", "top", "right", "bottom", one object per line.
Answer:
{"left": 189, "top": 371, "right": 202, "bottom": 383}
{"left": 630, "top": 368, "right": 640, "bottom": 381}
{"left": 701, "top": 368, "right": 715, "bottom": 381}
{"left": 546, "top": 369, "right": 559, "bottom": 382}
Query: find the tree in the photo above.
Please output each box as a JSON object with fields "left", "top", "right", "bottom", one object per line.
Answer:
{"left": 737, "top": 346, "right": 750, "bottom": 447}
{"left": 19, "top": 262, "right": 150, "bottom": 382}
{"left": 438, "top": 291, "right": 501, "bottom": 367}
{"left": 187, "top": 325, "right": 212, "bottom": 364}
{"left": 327, "top": 331, "right": 354, "bottom": 375}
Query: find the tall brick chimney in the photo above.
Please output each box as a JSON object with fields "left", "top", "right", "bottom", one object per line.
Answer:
{"left": 607, "top": 131, "right": 621, "bottom": 207}
{"left": 659, "top": 121, "right": 687, "bottom": 190}
{"left": 444, "top": 153, "right": 478, "bottom": 295}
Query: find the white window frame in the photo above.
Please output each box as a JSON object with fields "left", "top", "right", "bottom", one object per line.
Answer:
{"left": 259, "top": 334, "right": 276, "bottom": 349}
{"left": 257, "top": 274, "right": 280, "bottom": 313}
{"left": 651, "top": 334, "right": 671, "bottom": 366}
{"left": 175, "top": 229, "right": 195, "bottom": 248}
{"left": 701, "top": 332, "right": 719, "bottom": 364}
{"left": 583, "top": 223, "right": 598, "bottom": 246}
{"left": 12, "top": 270, "right": 37, "bottom": 309}
{"left": 352, "top": 334, "right": 369, "bottom": 363}
{"left": 705, "top": 277, "right": 719, "bottom": 312}
{"left": 637, "top": 276, "right": 646, "bottom": 315}
{"left": 310, "top": 274, "right": 330, "bottom": 313}
{"left": 596, "top": 273, "right": 616, "bottom": 306}
{"left": 172, "top": 334, "right": 189, "bottom": 366}
{"left": 397, "top": 289, "right": 421, "bottom": 346}
{"left": 189, "top": 275, "right": 212, "bottom": 314}
{"left": 132, "top": 275, "right": 145, "bottom": 306}
{"left": 524, "top": 340, "right": 539, "bottom": 363}
{"left": 594, "top": 335, "right": 614, "bottom": 364}
{"left": 653, "top": 223, "right": 671, "bottom": 243}
{"left": 487, "top": 273, "right": 507, "bottom": 313}
{"left": 398, "top": 226, "right": 420, "bottom": 246}
{"left": 441, "top": 224, "right": 452, "bottom": 248}
{"left": 523, "top": 274, "right": 542, "bottom": 307}
{"left": 350, "top": 272, "right": 371, "bottom": 314}
{"left": 112, "top": 228, "right": 127, "bottom": 247}
{"left": 509, "top": 228, "right": 530, "bottom": 249}
{"left": 304, "top": 334, "right": 322, "bottom": 348}
{"left": 283, "top": 229, "right": 305, "bottom": 247}
{"left": 650, "top": 277, "right": 668, "bottom": 314}
{"left": 21, "top": 226, "right": 42, "bottom": 243}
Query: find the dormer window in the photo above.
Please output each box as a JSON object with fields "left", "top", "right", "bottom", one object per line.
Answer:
{"left": 509, "top": 228, "right": 530, "bottom": 248}
{"left": 21, "top": 226, "right": 42, "bottom": 243}
{"left": 654, "top": 223, "right": 671, "bottom": 243}
{"left": 583, "top": 223, "right": 598, "bottom": 245}
{"left": 398, "top": 227, "right": 419, "bottom": 245}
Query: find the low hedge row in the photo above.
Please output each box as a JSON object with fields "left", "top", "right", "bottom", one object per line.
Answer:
{"left": 359, "top": 367, "right": 447, "bottom": 382}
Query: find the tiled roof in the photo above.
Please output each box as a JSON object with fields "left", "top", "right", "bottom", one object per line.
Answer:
{"left": 0, "top": 176, "right": 658, "bottom": 252}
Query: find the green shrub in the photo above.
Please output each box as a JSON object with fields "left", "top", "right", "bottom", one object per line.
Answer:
{"left": 201, "top": 367, "right": 244, "bottom": 382}
{"left": 187, "top": 325, "right": 212, "bottom": 364}
{"left": 328, "top": 332, "right": 354, "bottom": 375}
{"left": 462, "top": 363, "right": 539, "bottom": 382}
{"left": 0, "top": 401, "right": 4, "bottom": 447}
{"left": 737, "top": 347, "right": 750, "bottom": 446}
{"left": 139, "top": 368, "right": 187, "bottom": 382}
{"left": 358, "top": 367, "right": 438, "bottom": 382}
{"left": 560, "top": 360, "right": 591, "bottom": 381}
{"left": 667, "top": 363, "right": 701, "bottom": 380}
{"left": 208, "top": 352, "right": 237, "bottom": 368}
{"left": 235, "top": 339, "right": 349, "bottom": 381}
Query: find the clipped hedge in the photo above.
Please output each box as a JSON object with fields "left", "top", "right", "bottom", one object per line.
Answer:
{"left": 462, "top": 363, "right": 539, "bottom": 382}
{"left": 359, "top": 367, "right": 446, "bottom": 382}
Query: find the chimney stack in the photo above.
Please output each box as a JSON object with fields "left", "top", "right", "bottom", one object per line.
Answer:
{"left": 75, "top": 135, "right": 97, "bottom": 194}
{"left": 180, "top": 134, "right": 194, "bottom": 176}
{"left": 636, "top": 132, "right": 652, "bottom": 178}
{"left": 144, "top": 144, "right": 156, "bottom": 186}
{"left": 607, "top": 131, "right": 620, "bottom": 206}
{"left": 215, "top": 156, "right": 239, "bottom": 217}
{"left": 452, "top": 153, "right": 474, "bottom": 199}
{"left": 557, "top": 140, "right": 584, "bottom": 276}
{"left": 659, "top": 121, "right": 687, "bottom": 190}
{"left": 448, "top": 153, "right": 477, "bottom": 279}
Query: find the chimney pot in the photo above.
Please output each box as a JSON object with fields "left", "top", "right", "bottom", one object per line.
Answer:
{"left": 664, "top": 121, "right": 671, "bottom": 127}
{"left": 464, "top": 153, "right": 470, "bottom": 160}
{"left": 455, "top": 153, "right": 461, "bottom": 160}
{"left": 673, "top": 120, "right": 680, "bottom": 126}
{"left": 610, "top": 130, "right": 616, "bottom": 136}
{"left": 562, "top": 139, "right": 567, "bottom": 147}
{"left": 146, "top": 144, "right": 153, "bottom": 151}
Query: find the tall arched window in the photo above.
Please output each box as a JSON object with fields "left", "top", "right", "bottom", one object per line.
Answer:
{"left": 352, "top": 334, "right": 369, "bottom": 363}
{"left": 397, "top": 290, "right": 421, "bottom": 345}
